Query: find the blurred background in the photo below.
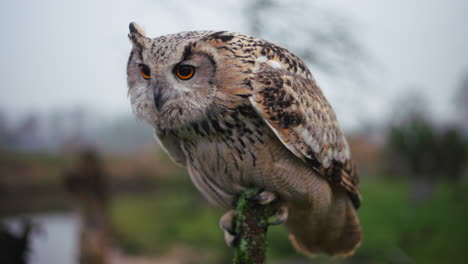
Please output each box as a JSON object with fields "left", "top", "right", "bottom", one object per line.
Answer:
{"left": 1, "top": 0, "right": 467, "bottom": 263}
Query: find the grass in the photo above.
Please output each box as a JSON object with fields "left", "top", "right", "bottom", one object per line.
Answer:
{"left": 2, "top": 151, "right": 467, "bottom": 263}
{"left": 111, "top": 177, "right": 468, "bottom": 264}
{"left": 111, "top": 182, "right": 233, "bottom": 263}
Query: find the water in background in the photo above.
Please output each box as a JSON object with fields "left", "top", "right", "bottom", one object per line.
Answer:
{"left": 5, "top": 213, "right": 79, "bottom": 264}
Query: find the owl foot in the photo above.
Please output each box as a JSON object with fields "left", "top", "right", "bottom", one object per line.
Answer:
{"left": 246, "top": 191, "right": 277, "bottom": 205}
{"left": 268, "top": 205, "right": 289, "bottom": 226}
{"left": 219, "top": 192, "right": 287, "bottom": 247}
{"left": 219, "top": 210, "right": 238, "bottom": 247}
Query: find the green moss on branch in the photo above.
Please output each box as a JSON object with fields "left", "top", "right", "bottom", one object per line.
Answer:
{"left": 233, "top": 188, "right": 278, "bottom": 264}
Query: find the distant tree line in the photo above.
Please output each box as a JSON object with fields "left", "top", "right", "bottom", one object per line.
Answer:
{"left": 384, "top": 88, "right": 468, "bottom": 200}
{"left": 0, "top": 108, "right": 153, "bottom": 153}
{"left": 386, "top": 111, "right": 467, "bottom": 183}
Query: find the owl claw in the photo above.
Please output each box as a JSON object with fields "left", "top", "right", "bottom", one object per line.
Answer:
{"left": 223, "top": 229, "right": 238, "bottom": 247}
{"left": 219, "top": 210, "right": 236, "bottom": 234}
{"left": 246, "top": 191, "right": 277, "bottom": 205}
{"left": 220, "top": 210, "right": 238, "bottom": 247}
{"left": 268, "top": 205, "right": 289, "bottom": 226}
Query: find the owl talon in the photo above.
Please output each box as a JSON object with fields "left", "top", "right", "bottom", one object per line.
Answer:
{"left": 220, "top": 210, "right": 238, "bottom": 247}
{"left": 246, "top": 191, "right": 277, "bottom": 205}
{"left": 223, "top": 229, "right": 238, "bottom": 247}
{"left": 268, "top": 205, "right": 289, "bottom": 226}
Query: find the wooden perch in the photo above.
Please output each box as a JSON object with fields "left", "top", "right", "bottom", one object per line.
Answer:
{"left": 233, "top": 188, "right": 279, "bottom": 264}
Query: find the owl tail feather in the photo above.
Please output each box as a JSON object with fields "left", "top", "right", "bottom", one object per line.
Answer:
{"left": 286, "top": 194, "right": 362, "bottom": 257}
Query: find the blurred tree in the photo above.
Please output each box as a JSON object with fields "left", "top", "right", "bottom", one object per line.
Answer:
{"left": 386, "top": 91, "right": 468, "bottom": 201}
{"left": 94, "top": 115, "right": 154, "bottom": 152}
{"left": 385, "top": 93, "right": 439, "bottom": 201}
{"left": 455, "top": 71, "right": 468, "bottom": 132}
{"left": 436, "top": 70, "right": 468, "bottom": 185}
{"left": 15, "top": 114, "right": 42, "bottom": 151}
{"left": 244, "top": 0, "right": 366, "bottom": 77}
{"left": 0, "top": 110, "right": 14, "bottom": 150}
{"left": 437, "top": 128, "right": 467, "bottom": 186}
{"left": 387, "top": 111, "right": 438, "bottom": 178}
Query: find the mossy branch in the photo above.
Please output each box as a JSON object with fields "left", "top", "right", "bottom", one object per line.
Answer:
{"left": 233, "top": 188, "right": 279, "bottom": 264}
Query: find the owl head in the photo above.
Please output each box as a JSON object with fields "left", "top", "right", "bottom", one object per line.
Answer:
{"left": 127, "top": 23, "right": 246, "bottom": 129}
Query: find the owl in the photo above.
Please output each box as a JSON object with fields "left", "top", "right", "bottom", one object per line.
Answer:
{"left": 127, "top": 22, "right": 361, "bottom": 257}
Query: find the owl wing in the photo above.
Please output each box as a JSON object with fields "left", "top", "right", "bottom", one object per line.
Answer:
{"left": 248, "top": 64, "right": 361, "bottom": 208}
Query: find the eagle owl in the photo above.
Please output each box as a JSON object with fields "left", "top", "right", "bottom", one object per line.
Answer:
{"left": 127, "top": 23, "right": 361, "bottom": 257}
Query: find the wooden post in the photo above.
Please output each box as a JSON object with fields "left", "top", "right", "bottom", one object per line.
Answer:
{"left": 64, "top": 149, "right": 110, "bottom": 264}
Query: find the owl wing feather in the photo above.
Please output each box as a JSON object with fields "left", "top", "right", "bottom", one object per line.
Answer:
{"left": 248, "top": 64, "right": 361, "bottom": 208}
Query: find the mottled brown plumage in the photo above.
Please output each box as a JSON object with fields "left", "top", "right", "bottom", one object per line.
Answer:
{"left": 127, "top": 22, "right": 361, "bottom": 257}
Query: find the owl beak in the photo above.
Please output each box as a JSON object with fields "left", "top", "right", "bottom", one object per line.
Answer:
{"left": 153, "top": 82, "right": 164, "bottom": 112}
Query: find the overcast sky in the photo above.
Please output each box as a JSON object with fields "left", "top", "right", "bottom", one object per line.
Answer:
{"left": 1, "top": 0, "right": 467, "bottom": 130}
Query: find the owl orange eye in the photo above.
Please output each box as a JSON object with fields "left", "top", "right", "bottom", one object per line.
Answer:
{"left": 175, "top": 65, "right": 195, "bottom": 80}
{"left": 139, "top": 64, "right": 151, "bottom": 80}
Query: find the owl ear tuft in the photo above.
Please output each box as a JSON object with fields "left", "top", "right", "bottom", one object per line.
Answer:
{"left": 128, "top": 22, "right": 147, "bottom": 48}
{"left": 129, "top": 22, "right": 146, "bottom": 36}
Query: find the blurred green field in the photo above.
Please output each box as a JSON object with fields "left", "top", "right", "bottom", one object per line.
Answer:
{"left": 111, "top": 172, "right": 468, "bottom": 264}
{"left": 2, "top": 151, "right": 467, "bottom": 263}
